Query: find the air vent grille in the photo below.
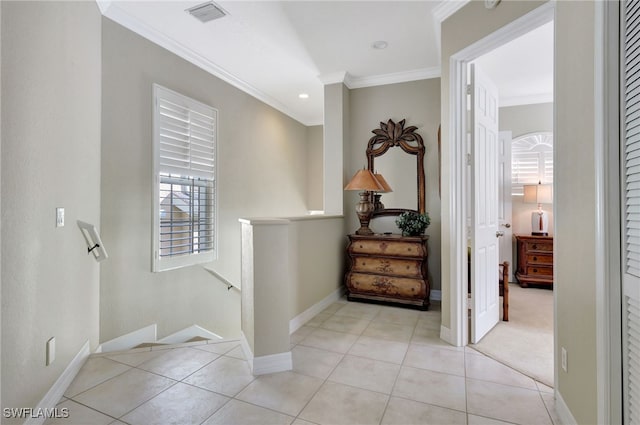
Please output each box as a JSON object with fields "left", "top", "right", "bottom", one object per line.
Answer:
{"left": 186, "top": 2, "right": 227, "bottom": 23}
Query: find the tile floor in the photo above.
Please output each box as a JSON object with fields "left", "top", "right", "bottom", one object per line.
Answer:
{"left": 48, "top": 299, "right": 560, "bottom": 425}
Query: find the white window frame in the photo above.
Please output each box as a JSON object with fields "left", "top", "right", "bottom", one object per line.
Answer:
{"left": 152, "top": 84, "right": 218, "bottom": 272}
{"left": 511, "top": 131, "right": 553, "bottom": 196}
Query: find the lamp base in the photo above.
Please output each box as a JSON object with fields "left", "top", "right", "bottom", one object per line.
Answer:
{"left": 531, "top": 232, "right": 548, "bottom": 236}
{"left": 355, "top": 227, "right": 375, "bottom": 236}
{"left": 355, "top": 191, "right": 375, "bottom": 236}
{"left": 530, "top": 210, "right": 549, "bottom": 236}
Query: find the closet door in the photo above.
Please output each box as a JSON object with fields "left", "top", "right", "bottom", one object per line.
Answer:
{"left": 622, "top": 1, "right": 640, "bottom": 422}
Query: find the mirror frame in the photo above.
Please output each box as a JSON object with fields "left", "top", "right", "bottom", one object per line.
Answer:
{"left": 366, "top": 119, "right": 426, "bottom": 217}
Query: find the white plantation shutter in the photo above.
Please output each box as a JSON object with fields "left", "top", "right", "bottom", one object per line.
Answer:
{"left": 152, "top": 84, "right": 217, "bottom": 271}
{"left": 156, "top": 86, "right": 216, "bottom": 180}
{"left": 623, "top": 1, "right": 640, "bottom": 422}
{"left": 511, "top": 133, "right": 553, "bottom": 196}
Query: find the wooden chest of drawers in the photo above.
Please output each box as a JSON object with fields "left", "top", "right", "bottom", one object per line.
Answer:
{"left": 515, "top": 234, "right": 553, "bottom": 287}
{"left": 345, "top": 234, "right": 430, "bottom": 309}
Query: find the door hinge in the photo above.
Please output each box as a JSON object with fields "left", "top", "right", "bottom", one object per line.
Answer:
{"left": 466, "top": 153, "right": 472, "bottom": 166}
{"left": 466, "top": 84, "right": 472, "bottom": 95}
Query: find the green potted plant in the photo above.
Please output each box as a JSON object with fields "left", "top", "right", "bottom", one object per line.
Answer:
{"left": 395, "top": 211, "right": 430, "bottom": 236}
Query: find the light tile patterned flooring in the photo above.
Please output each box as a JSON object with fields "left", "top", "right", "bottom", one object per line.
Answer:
{"left": 49, "top": 299, "right": 560, "bottom": 425}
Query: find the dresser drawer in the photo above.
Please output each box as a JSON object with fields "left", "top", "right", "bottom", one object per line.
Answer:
{"left": 351, "top": 256, "right": 422, "bottom": 278}
{"left": 349, "top": 239, "right": 426, "bottom": 258}
{"left": 525, "top": 241, "right": 553, "bottom": 252}
{"left": 346, "top": 272, "right": 426, "bottom": 300}
{"left": 526, "top": 265, "right": 553, "bottom": 276}
{"left": 526, "top": 253, "right": 553, "bottom": 265}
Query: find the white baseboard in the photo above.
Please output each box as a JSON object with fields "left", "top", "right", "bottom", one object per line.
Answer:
{"left": 555, "top": 389, "right": 578, "bottom": 425}
{"left": 158, "top": 325, "right": 223, "bottom": 344}
{"left": 252, "top": 351, "right": 293, "bottom": 375}
{"left": 98, "top": 324, "right": 157, "bottom": 353}
{"left": 240, "top": 332, "right": 292, "bottom": 375}
{"left": 440, "top": 324, "right": 454, "bottom": 345}
{"left": 25, "top": 340, "right": 91, "bottom": 425}
{"left": 289, "top": 287, "right": 344, "bottom": 334}
{"left": 431, "top": 289, "right": 442, "bottom": 301}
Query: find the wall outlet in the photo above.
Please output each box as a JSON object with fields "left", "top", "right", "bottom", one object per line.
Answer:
{"left": 56, "top": 208, "right": 64, "bottom": 227}
{"left": 561, "top": 347, "right": 567, "bottom": 372}
{"left": 46, "top": 337, "right": 56, "bottom": 366}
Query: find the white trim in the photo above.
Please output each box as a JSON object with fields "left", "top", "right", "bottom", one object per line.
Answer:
{"left": 500, "top": 92, "right": 554, "bottom": 107}
{"left": 448, "top": 1, "right": 555, "bottom": 348}
{"left": 346, "top": 67, "right": 441, "bottom": 89}
{"left": 318, "top": 71, "right": 348, "bottom": 86}
{"left": 157, "top": 325, "right": 223, "bottom": 344}
{"left": 439, "top": 324, "right": 454, "bottom": 346}
{"left": 98, "top": 324, "right": 157, "bottom": 353}
{"left": 251, "top": 351, "right": 293, "bottom": 375}
{"left": 99, "top": 3, "right": 315, "bottom": 127}
{"left": 555, "top": 389, "right": 578, "bottom": 425}
{"left": 430, "top": 289, "right": 442, "bottom": 301}
{"left": 289, "top": 287, "right": 344, "bottom": 334}
{"left": 240, "top": 331, "right": 253, "bottom": 364}
{"left": 25, "top": 340, "right": 91, "bottom": 425}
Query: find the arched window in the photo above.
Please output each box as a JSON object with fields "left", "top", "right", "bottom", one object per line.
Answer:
{"left": 511, "top": 132, "right": 553, "bottom": 196}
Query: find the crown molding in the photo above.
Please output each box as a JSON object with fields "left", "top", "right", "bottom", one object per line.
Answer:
{"left": 318, "top": 71, "right": 349, "bottom": 86}
{"left": 99, "top": 3, "right": 316, "bottom": 126}
{"left": 346, "top": 67, "right": 441, "bottom": 89}
{"left": 500, "top": 92, "right": 553, "bottom": 107}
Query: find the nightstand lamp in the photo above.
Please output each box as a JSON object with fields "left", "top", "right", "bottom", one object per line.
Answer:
{"left": 523, "top": 181, "right": 553, "bottom": 236}
{"left": 344, "top": 169, "right": 385, "bottom": 235}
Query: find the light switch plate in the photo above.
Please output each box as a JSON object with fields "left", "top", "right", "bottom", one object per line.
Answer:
{"left": 56, "top": 208, "right": 64, "bottom": 227}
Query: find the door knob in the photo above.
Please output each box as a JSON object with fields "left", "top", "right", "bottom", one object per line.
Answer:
{"left": 501, "top": 223, "right": 511, "bottom": 228}
{"left": 496, "top": 231, "right": 505, "bottom": 237}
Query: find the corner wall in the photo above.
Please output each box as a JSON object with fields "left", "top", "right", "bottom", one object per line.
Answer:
{"left": 1, "top": 1, "right": 102, "bottom": 414}
{"left": 100, "top": 18, "right": 310, "bottom": 342}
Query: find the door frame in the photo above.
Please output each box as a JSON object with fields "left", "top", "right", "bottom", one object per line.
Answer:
{"left": 447, "top": 1, "right": 555, "bottom": 348}
{"left": 447, "top": 1, "right": 621, "bottom": 423}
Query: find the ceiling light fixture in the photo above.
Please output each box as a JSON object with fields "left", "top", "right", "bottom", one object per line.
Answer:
{"left": 298, "top": 93, "right": 309, "bottom": 99}
{"left": 372, "top": 40, "right": 388, "bottom": 50}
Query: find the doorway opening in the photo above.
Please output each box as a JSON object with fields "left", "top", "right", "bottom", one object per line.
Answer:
{"left": 448, "top": 2, "right": 556, "bottom": 387}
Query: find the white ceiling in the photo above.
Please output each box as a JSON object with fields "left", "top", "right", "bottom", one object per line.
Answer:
{"left": 98, "top": 1, "right": 553, "bottom": 126}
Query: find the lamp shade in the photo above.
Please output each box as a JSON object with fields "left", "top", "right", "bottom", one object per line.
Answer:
{"left": 373, "top": 173, "right": 393, "bottom": 193}
{"left": 344, "top": 169, "right": 385, "bottom": 191}
{"left": 523, "top": 183, "right": 553, "bottom": 204}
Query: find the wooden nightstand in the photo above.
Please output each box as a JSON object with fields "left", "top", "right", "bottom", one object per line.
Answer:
{"left": 345, "top": 234, "right": 430, "bottom": 310}
{"left": 515, "top": 234, "right": 553, "bottom": 287}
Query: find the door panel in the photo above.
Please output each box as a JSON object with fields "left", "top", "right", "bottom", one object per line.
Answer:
{"left": 470, "top": 63, "right": 500, "bottom": 343}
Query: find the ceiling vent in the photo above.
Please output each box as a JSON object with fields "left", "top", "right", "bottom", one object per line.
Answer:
{"left": 186, "top": 2, "right": 227, "bottom": 23}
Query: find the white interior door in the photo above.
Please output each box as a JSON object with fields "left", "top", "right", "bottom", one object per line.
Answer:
{"left": 498, "top": 131, "right": 513, "bottom": 281}
{"left": 470, "top": 63, "right": 500, "bottom": 343}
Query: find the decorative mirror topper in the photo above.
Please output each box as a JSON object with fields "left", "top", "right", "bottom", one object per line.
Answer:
{"left": 367, "top": 118, "right": 426, "bottom": 217}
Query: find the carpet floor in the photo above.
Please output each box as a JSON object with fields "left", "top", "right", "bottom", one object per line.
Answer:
{"left": 470, "top": 283, "right": 554, "bottom": 387}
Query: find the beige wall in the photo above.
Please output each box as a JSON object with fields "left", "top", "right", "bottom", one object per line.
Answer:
{"left": 500, "top": 103, "right": 554, "bottom": 237}
{"left": 289, "top": 216, "right": 345, "bottom": 318}
{"left": 306, "top": 125, "right": 323, "bottom": 211}
{"left": 100, "top": 18, "right": 311, "bottom": 342}
{"left": 348, "top": 79, "right": 442, "bottom": 291}
{"left": 554, "top": 2, "right": 598, "bottom": 422}
{"left": 442, "top": 1, "right": 600, "bottom": 422}
{"left": 1, "top": 1, "right": 102, "bottom": 415}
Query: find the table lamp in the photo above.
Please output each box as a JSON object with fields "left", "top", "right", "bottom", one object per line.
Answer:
{"left": 523, "top": 182, "right": 553, "bottom": 236}
{"left": 344, "top": 169, "right": 385, "bottom": 235}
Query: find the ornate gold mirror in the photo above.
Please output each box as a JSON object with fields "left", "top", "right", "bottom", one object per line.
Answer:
{"left": 366, "top": 119, "right": 426, "bottom": 217}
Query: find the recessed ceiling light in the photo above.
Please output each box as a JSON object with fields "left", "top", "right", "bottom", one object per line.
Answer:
{"left": 298, "top": 93, "right": 309, "bottom": 99}
{"left": 372, "top": 40, "right": 388, "bottom": 50}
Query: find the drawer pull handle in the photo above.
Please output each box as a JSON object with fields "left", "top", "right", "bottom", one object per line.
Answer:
{"left": 359, "top": 245, "right": 363, "bottom": 248}
{"left": 532, "top": 244, "right": 537, "bottom": 249}
{"left": 533, "top": 257, "right": 537, "bottom": 261}
{"left": 533, "top": 268, "right": 538, "bottom": 273}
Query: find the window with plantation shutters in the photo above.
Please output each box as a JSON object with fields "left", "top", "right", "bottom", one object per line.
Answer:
{"left": 511, "top": 132, "right": 553, "bottom": 196}
{"left": 623, "top": 1, "right": 640, "bottom": 423}
{"left": 152, "top": 84, "right": 217, "bottom": 272}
